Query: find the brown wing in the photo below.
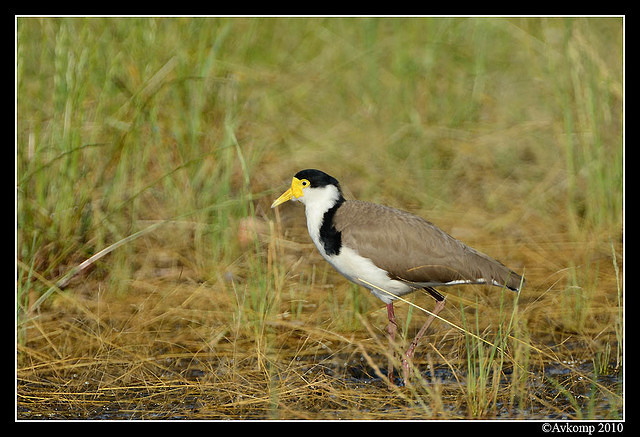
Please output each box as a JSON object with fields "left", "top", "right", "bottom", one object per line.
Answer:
{"left": 333, "top": 201, "right": 523, "bottom": 291}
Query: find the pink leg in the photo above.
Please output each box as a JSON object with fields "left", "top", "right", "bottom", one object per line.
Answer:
{"left": 402, "top": 298, "right": 446, "bottom": 382}
{"left": 386, "top": 302, "right": 398, "bottom": 386}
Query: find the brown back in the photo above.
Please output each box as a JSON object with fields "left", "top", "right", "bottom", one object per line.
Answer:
{"left": 334, "top": 201, "right": 523, "bottom": 291}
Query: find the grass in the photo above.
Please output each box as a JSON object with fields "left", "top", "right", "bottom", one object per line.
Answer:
{"left": 17, "top": 17, "right": 623, "bottom": 420}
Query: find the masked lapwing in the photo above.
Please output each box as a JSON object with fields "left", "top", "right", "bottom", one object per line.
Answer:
{"left": 271, "top": 169, "right": 524, "bottom": 385}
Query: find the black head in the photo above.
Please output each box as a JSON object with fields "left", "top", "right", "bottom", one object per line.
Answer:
{"left": 294, "top": 169, "right": 341, "bottom": 191}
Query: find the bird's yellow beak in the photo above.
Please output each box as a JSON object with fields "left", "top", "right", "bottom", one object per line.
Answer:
{"left": 271, "top": 177, "right": 305, "bottom": 208}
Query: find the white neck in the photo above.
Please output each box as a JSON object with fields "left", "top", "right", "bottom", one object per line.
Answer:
{"left": 299, "top": 185, "right": 342, "bottom": 256}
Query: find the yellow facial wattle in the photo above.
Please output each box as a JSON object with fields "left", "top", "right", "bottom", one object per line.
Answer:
{"left": 271, "top": 177, "right": 306, "bottom": 208}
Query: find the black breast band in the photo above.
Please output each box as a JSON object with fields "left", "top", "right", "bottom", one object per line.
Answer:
{"left": 319, "top": 199, "right": 344, "bottom": 256}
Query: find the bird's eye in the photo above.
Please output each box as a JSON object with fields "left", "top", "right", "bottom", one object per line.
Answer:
{"left": 301, "top": 179, "right": 310, "bottom": 187}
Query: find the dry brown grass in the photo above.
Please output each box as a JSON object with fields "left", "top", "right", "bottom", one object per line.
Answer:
{"left": 18, "top": 212, "right": 622, "bottom": 419}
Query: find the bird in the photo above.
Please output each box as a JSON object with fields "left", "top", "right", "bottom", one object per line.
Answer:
{"left": 271, "top": 169, "right": 524, "bottom": 385}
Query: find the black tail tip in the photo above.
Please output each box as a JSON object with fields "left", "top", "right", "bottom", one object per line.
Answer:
{"left": 508, "top": 274, "right": 525, "bottom": 292}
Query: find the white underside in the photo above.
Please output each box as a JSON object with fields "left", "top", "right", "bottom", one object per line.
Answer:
{"left": 322, "top": 246, "right": 414, "bottom": 304}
